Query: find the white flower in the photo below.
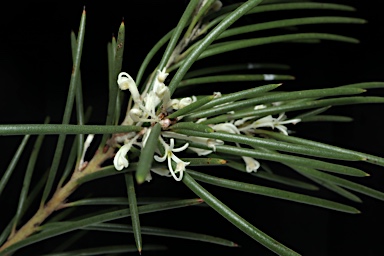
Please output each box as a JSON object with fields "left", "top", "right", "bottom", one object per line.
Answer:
{"left": 211, "top": 122, "right": 240, "bottom": 134}
{"left": 239, "top": 113, "right": 301, "bottom": 136}
{"left": 157, "top": 68, "right": 169, "bottom": 83}
{"left": 242, "top": 156, "right": 260, "bottom": 173}
{"left": 145, "top": 167, "right": 172, "bottom": 182}
{"left": 113, "top": 133, "right": 141, "bottom": 171}
{"left": 189, "top": 138, "right": 224, "bottom": 156}
{"left": 114, "top": 143, "right": 130, "bottom": 171}
{"left": 161, "top": 131, "right": 223, "bottom": 156}
{"left": 212, "top": 122, "right": 260, "bottom": 172}
{"left": 154, "top": 138, "right": 190, "bottom": 181}
{"left": 170, "top": 96, "right": 197, "bottom": 110}
{"left": 117, "top": 72, "right": 141, "bottom": 104}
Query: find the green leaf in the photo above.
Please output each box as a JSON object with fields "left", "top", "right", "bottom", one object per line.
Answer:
{"left": 254, "top": 129, "right": 384, "bottom": 167}
{"left": 184, "top": 63, "right": 290, "bottom": 79}
{"left": 41, "top": 245, "right": 166, "bottom": 256}
{"left": 339, "top": 81, "right": 384, "bottom": 89}
{"left": 76, "top": 164, "right": 136, "bottom": 185}
{"left": 201, "top": 96, "right": 384, "bottom": 124}
{"left": 168, "top": 0, "right": 266, "bottom": 96}
{"left": 197, "top": 83, "right": 281, "bottom": 111}
{"left": 182, "top": 173, "right": 300, "bottom": 256}
{"left": 48, "top": 230, "right": 88, "bottom": 254}
{"left": 167, "top": 95, "right": 215, "bottom": 119}
{"left": 158, "top": 0, "right": 200, "bottom": 71}
{"left": 0, "top": 124, "right": 142, "bottom": 136}
{"left": 101, "top": 21, "right": 125, "bottom": 147}
{"left": 184, "top": 87, "right": 364, "bottom": 120}
{"left": 187, "top": 169, "right": 359, "bottom": 213}
{"left": 57, "top": 136, "right": 79, "bottom": 189}
{"left": 173, "top": 129, "right": 360, "bottom": 161}
{"left": 0, "top": 170, "right": 48, "bottom": 245}
{"left": 170, "top": 33, "right": 359, "bottom": 71}
{"left": 125, "top": 172, "right": 142, "bottom": 253}
{"left": 181, "top": 157, "right": 227, "bottom": 166}
{"left": 0, "top": 199, "right": 202, "bottom": 255}
{"left": 226, "top": 160, "right": 318, "bottom": 191}
{"left": 0, "top": 135, "right": 30, "bottom": 196}
{"left": 299, "top": 174, "right": 362, "bottom": 203}
{"left": 85, "top": 223, "right": 238, "bottom": 247}
{"left": 136, "top": 123, "right": 161, "bottom": 184}
{"left": 291, "top": 165, "right": 384, "bottom": 201}
{"left": 12, "top": 118, "right": 48, "bottom": 234}
{"left": 300, "top": 115, "right": 353, "bottom": 122}
{"left": 170, "top": 122, "right": 214, "bottom": 133}
{"left": 136, "top": 30, "right": 173, "bottom": 87}
{"left": 41, "top": 9, "right": 86, "bottom": 206}
{"left": 218, "top": 17, "right": 365, "bottom": 40}
{"left": 179, "top": 74, "right": 294, "bottom": 88}
{"left": 213, "top": 144, "right": 367, "bottom": 177}
{"left": 205, "top": 3, "right": 356, "bottom": 27}
{"left": 70, "top": 32, "right": 85, "bottom": 161}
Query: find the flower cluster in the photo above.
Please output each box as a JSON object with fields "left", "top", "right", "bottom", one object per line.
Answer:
{"left": 113, "top": 68, "right": 301, "bottom": 181}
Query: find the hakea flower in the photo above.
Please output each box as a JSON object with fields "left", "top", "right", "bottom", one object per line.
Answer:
{"left": 113, "top": 133, "right": 142, "bottom": 171}
{"left": 239, "top": 113, "right": 301, "bottom": 135}
{"left": 169, "top": 96, "right": 197, "bottom": 110}
{"left": 117, "top": 72, "right": 141, "bottom": 104}
{"left": 161, "top": 131, "right": 223, "bottom": 156}
{"left": 242, "top": 156, "right": 260, "bottom": 173}
{"left": 189, "top": 138, "right": 224, "bottom": 156}
{"left": 211, "top": 122, "right": 260, "bottom": 172}
{"left": 145, "top": 167, "right": 172, "bottom": 182}
{"left": 154, "top": 138, "right": 190, "bottom": 181}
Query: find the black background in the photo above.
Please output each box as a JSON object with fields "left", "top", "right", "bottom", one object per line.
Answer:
{"left": 0, "top": 1, "right": 383, "bottom": 255}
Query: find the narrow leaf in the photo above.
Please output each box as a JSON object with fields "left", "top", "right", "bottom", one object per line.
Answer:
{"left": 136, "top": 123, "right": 161, "bottom": 184}
{"left": 185, "top": 87, "right": 364, "bottom": 120}
{"left": 125, "top": 172, "right": 142, "bottom": 253}
{"left": 226, "top": 160, "right": 318, "bottom": 191}
{"left": 197, "top": 83, "right": 280, "bottom": 111}
{"left": 170, "top": 122, "right": 214, "bottom": 133}
{"left": 85, "top": 223, "right": 238, "bottom": 247}
{"left": 179, "top": 74, "right": 294, "bottom": 88}
{"left": 12, "top": 118, "right": 48, "bottom": 234}
{"left": 173, "top": 129, "right": 360, "bottom": 161}
{"left": 201, "top": 96, "right": 384, "bottom": 124}
{"left": 0, "top": 124, "right": 142, "bottom": 136}
{"left": 41, "top": 245, "right": 166, "bottom": 256}
{"left": 291, "top": 165, "right": 384, "bottom": 201}
{"left": 213, "top": 144, "right": 367, "bottom": 177}
{"left": 41, "top": 9, "right": 86, "bottom": 206}
{"left": 188, "top": 170, "right": 358, "bottom": 213}
{"left": 158, "top": 0, "right": 200, "bottom": 70}
{"left": 300, "top": 174, "right": 362, "bottom": 203}
{"left": 0, "top": 135, "right": 30, "bottom": 196}
{"left": 182, "top": 173, "right": 300, "bottom": 256}
{"left": 184, "top": 63, "right": 290, "bottom": 79}
{"left": 0, "top": 199, "right": 202, "bottom": 255}
{"left": 167, "top": 95, "right": 215, "bottom": 119}
{"left": 254, "top": 129, "right": 384, "bottom": 167}
{"left": 168, "top": 0, "right": 265, "bottom": 96}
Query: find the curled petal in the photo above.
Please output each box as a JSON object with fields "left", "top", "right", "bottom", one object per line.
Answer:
{"left": 212, "top": 123, "right": 240, "bottom": 134}
{"left": 178, "top": 97, "right": 193, "bottom": 109}
{"left": 117, "top": 72, "right": 141, "bottom": 103}
{"left": 113, "top": 143, "right": 131, "bottom": 171}
{"left": 242, "top": 156, "right": 260, "bottom": 173}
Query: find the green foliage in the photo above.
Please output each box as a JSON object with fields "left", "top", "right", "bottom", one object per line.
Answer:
{"left": 0, "top": 1, "right": 383, "bottom": 255}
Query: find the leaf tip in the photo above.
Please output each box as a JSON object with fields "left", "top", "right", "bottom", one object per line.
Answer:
{"left": 219, "top": 159, "right": 227, "bottom": 164}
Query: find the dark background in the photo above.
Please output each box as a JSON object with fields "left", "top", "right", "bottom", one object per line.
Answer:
{"left": 0, "top": 1, "right": 383, "bottom": 255}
